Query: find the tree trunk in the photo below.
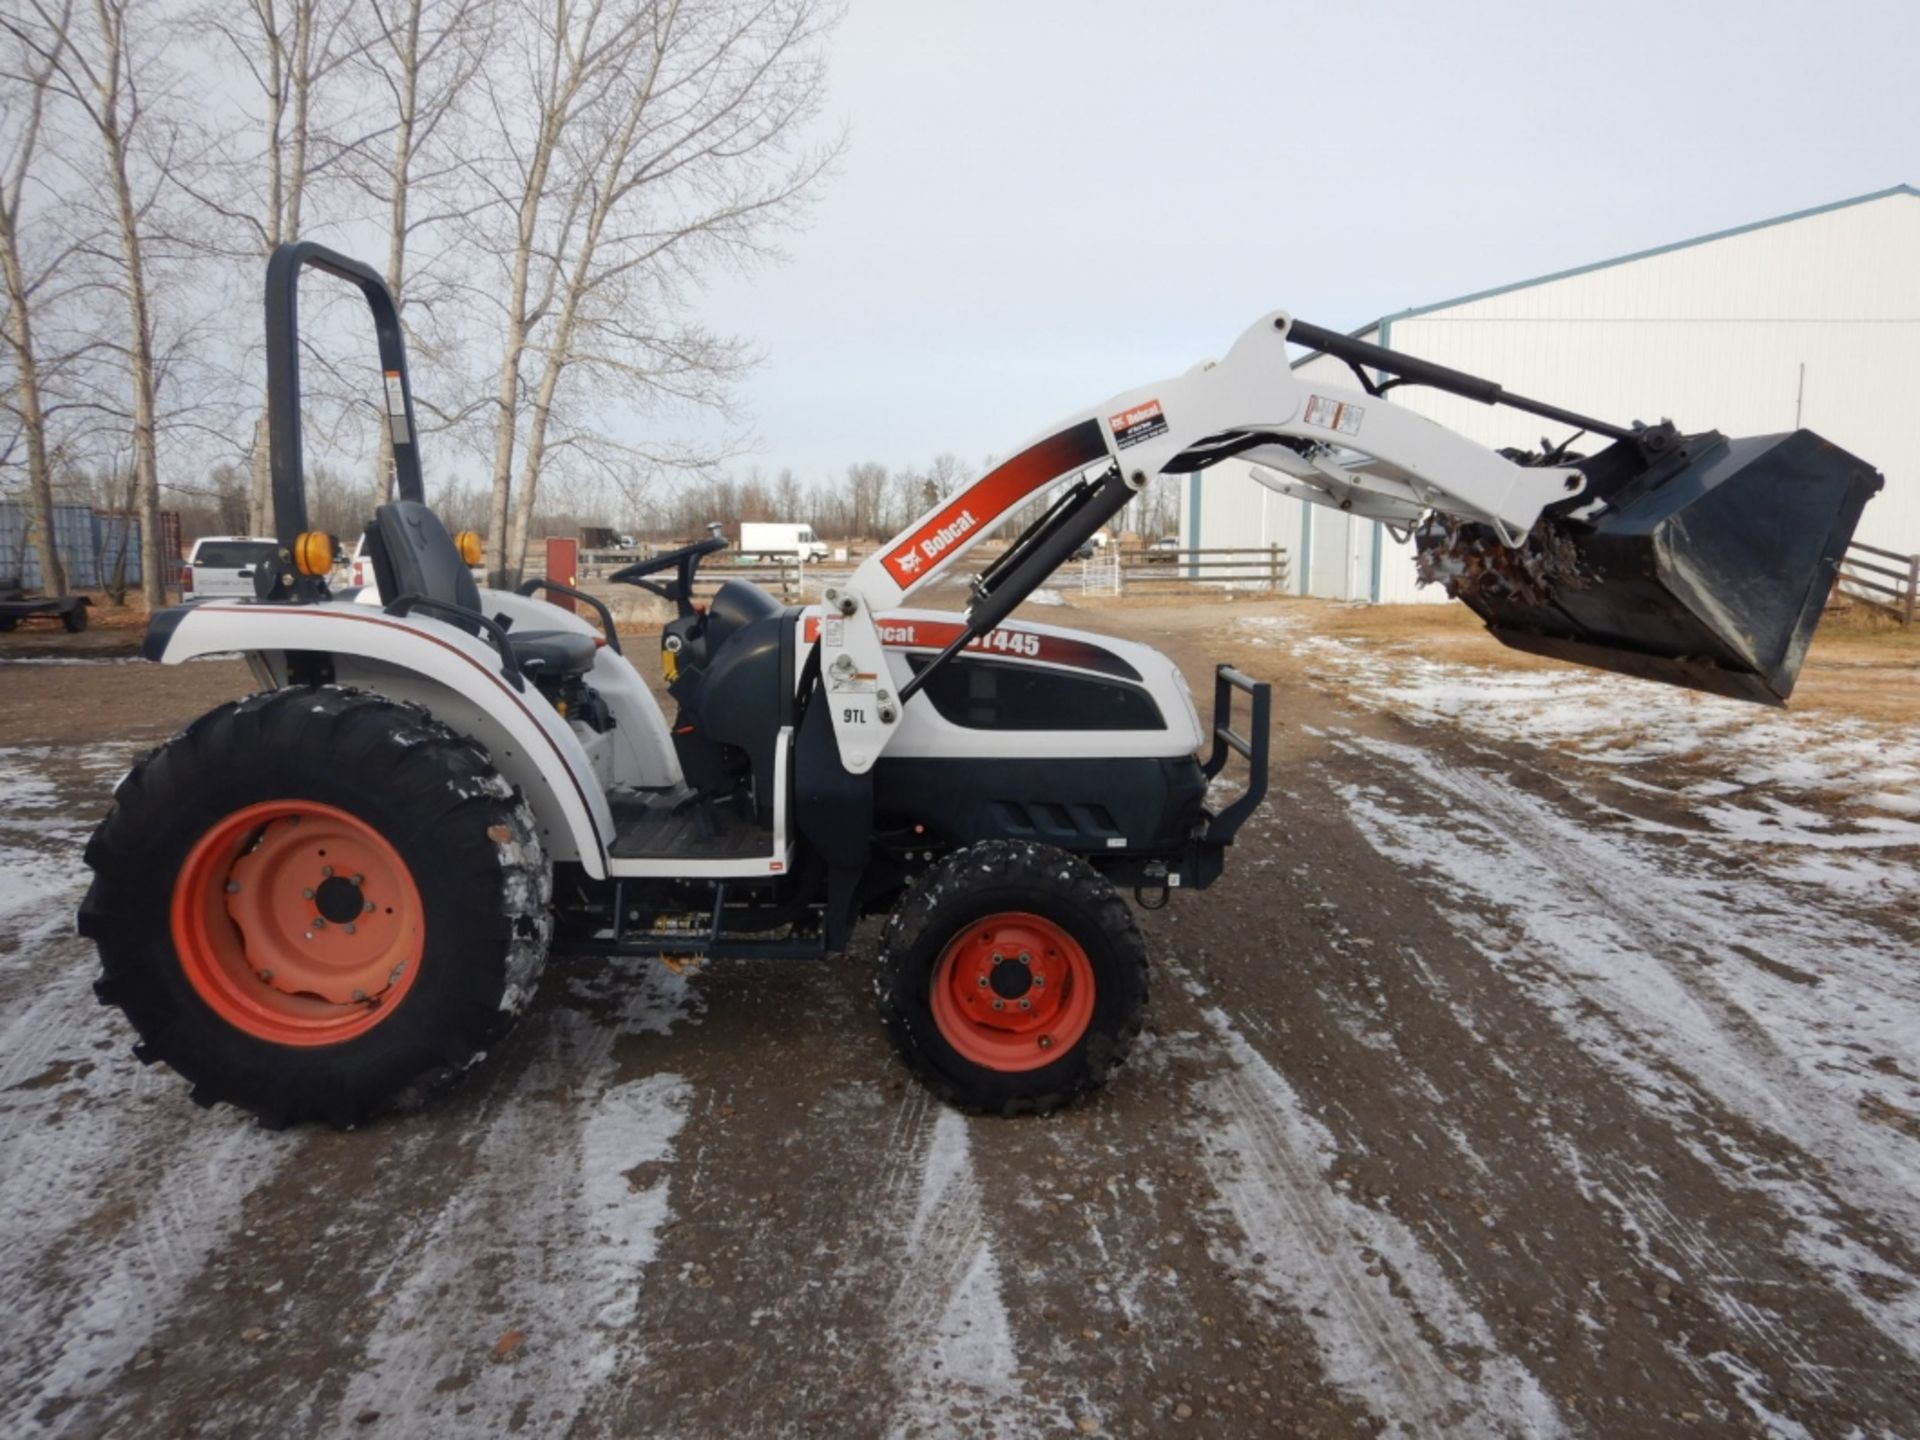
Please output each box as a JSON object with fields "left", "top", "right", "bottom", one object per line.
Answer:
{"left": 248, "top": 410, "right": 273, "bottom": 536}
{"left": 0, "top": 222, "right": 66, "bottom": 596}
{"left": 506, "top": 320, "right": 570, "bottom": 580}
{"left": 485, "top": 120, "right": 563, "bottom": 589}
{"left": 97, "top": 92, "right": 164, "bottom": 606}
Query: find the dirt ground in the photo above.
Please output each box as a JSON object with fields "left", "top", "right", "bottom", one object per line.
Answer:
{"left": 1, "top": 597, "right": 1917, "bottom": 1438}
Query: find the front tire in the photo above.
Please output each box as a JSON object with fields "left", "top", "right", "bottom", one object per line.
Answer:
{"left": 80, "top": 686, "right": 552, "bottom": 1127}
{"left": 876, "top": 840, "right": 1148, "bottom": 1115}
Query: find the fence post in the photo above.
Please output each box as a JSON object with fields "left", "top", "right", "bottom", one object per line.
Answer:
{"left": 1269, "top": 543, "right": 1280, "bottom": 592}
{"left": 1907, "top": 553, "right": 1918, "bottom": 626}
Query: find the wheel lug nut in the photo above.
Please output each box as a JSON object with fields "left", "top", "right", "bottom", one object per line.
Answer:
{"left": 364, "top": 901, "right": 376, "bottom": 913}
{"left": 1034, "top": 975, "right": 1045, "bottom": 987}
{"left": 990, "top": 953, "right": 1003, "bottom": 966}
{"left": 351, "top": 873, "right": 364, "bottom": 885}
{"left": 322, "top": 866, "right": 334, "bottom": 878}
{"left": 1037, "top": 1034, "right": 1053, "bottom": 1049}
{"left": 345, "top": 923, "right": 357, "bottom": 935}
{"left": 303, "top": 888, "right": 315, "bottom": 900}
{"left": 992, "top": 999, "right": 1005, "bottom": 1011}
{"left": 1018, "top": 951, "right": 1031, "bottom": 966}
{"left": 1019, "top": 998, "right": 1032, "bottom": 1010}
{"left": 312, "top": 917, "right": 326, "bottom": 929}
{"left": 977, "top": 976, "right": 989, "bottom": 988}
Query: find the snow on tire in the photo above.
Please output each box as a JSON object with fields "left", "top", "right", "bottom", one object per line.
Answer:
{"left": 79, "top": 684, "right": 552, "bottom": 1128}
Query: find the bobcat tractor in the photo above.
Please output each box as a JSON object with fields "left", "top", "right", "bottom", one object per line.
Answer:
{"left": 79, "top": 245, "right": 1883, "bottom": 1126}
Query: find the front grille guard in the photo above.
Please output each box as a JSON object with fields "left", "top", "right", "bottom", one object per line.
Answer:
{"left": 1201, "top": 664, "right": 1269, "bottom": 845}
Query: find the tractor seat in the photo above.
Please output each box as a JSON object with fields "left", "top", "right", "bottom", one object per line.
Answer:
{"left": 508, "top": 628, "right": 597, "bottom": 678}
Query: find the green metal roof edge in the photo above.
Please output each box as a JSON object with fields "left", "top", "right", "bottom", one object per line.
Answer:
{"left": 1373, "top": 183, "right": 1918, "bottom": 329}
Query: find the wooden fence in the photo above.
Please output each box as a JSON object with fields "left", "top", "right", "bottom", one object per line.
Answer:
{"left": 1108, "top": 545, "right": 1291, "bottom": 593}
{"left": 544, "top": 541, "right": 1292, "bottom": 613}
{"left": 1839, "top": 539, "right": 1918, "bottom": 625}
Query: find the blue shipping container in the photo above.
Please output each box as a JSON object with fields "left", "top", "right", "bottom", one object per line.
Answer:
{"left": 0, "top": 502, "right": 143, "bottom": 590}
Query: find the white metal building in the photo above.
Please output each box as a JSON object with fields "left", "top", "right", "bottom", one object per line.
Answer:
{"left": 1182, "top": 184, "right": 1920, "bottom": 602}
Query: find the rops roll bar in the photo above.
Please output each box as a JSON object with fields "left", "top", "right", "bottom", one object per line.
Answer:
{"left": 264, "top": 243, "right": 424, "bottom": 578}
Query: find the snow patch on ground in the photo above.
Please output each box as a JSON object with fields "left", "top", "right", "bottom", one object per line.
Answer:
{"left": 7, "top": 1123, "right": 290, "bottom": 1424}
{"left": 0, "top": 744, "right": 140, "bottom": 947}
{"left": 1334, "top": 734, "right": 1920, "bottom": 1360}
{"left": 327, "top": 972, "right": 695, "bottom": 1437}
{"left": 1192, "top": 1002, "right": 1564, "bottom": 1437}
{"left": 884, "top": 1108, "right": 1065, "bottom": 1439}
{"left": 1259, "top": 622, "right": 1920, "bottom": 821}
{"left": 1242, "top": 619, "right": 1920, "bottom": 864}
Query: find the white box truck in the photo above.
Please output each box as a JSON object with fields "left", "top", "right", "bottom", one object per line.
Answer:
{"left": 739, "top": 522, "right": 829, "bottom": 562}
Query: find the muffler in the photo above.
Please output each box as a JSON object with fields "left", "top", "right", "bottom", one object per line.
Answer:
{"left": 1416, "top": 425, "right": 1884, "bottom": 706}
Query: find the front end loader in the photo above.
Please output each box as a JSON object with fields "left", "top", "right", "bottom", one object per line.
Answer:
{"left": 76, "top": 243, "right": 1882, "bottom": 1127}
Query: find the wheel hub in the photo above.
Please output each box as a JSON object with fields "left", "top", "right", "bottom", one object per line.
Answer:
{"left": 989, "top": 954, "right": 1033, "bottom": 1000}
{"left": 314, "top": 874, "right": 366, "bottom": 925}
{"left": 171, "top": 800, "right": 425, "bottom": 1046}
{"left": 928, "top": 913, "right": 1097, "bottom": 1073}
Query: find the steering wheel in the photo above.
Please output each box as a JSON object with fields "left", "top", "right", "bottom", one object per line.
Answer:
{"left": 609, "top": 534, "right": 729, "bottom": 615}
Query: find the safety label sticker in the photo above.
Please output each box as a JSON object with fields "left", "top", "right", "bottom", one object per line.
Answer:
{"left": 1109, "top": 398, "right": 1168, "bottom": 449}
{"left": 383, "top": 371, "right": 410, "bottom": 444}
{"left": 1304, "top": 394, "right": 1363, "bottom": 436}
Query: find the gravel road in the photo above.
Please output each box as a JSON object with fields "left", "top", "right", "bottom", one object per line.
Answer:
{"left": 1, "top": 599, "right": 1915, "bottom": 1439}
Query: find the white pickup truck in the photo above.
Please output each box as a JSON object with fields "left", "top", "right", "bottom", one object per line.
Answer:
{"left": 738, "top": 522, "right": 829, "bottom": 562}
{"left": 182, "top": 536, "right": 280, "bottom": 600}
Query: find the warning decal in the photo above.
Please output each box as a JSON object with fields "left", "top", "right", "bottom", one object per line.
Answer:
{"left": 1109, "top": 398, "right": 1168, "bottom": 450}
{"left": 383, "top": 370, "right": 411, "bottom": 445}
{"left": 1304, "top": 394, "right": 1363, "bottom": 437}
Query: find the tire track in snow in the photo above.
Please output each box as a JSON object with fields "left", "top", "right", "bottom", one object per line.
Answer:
{"left": 1333, "top": 733, "right": 1920, "bottom": 1363}
{"left": 322, "top": 964, "right": 694, "bottom": 1438}
{"left": 1186, "top": 1002, "right": 1564, "bottom": 1437}
{"left": 881, "top": 1107, "right": 1061, "bottom": 1440}
{"left": 0, "top": 1118, "right": 291, "bottom": 1435}
{"left": 0, "top": 743, "right": 298, "bottom": 1437}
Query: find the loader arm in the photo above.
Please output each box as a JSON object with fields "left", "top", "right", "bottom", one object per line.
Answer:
{"left": 816, "top": 311, "right": 1590, "bottom": 773}
{"left": 818, "top": 308, "right": 1882, "bottom": 768}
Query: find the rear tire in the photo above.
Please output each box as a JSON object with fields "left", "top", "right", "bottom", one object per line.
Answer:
{"left": 61, "top": 604, "right": 87, "bottom": 632}
{"left": 80, "top": 685, "right": 552, "bottom": 1127}
{"left": 876, "top": 840, "right": 1147, "bottom": 1115}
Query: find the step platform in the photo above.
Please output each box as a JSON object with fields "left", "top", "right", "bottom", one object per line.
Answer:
{"left": 608, "top": 787, "right": 774, "bottom": 862}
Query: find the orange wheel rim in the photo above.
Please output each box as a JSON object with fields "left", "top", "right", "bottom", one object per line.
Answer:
{"left": 170, "top": 800, "right": 425, "bottom": 1046}
{"left": 928, "top": 912, "right": 1095, "bottom": 1072}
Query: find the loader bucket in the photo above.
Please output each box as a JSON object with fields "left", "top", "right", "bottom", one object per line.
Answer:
{"left": 1417, "top": 428, "right": 1883, "bottom": 706}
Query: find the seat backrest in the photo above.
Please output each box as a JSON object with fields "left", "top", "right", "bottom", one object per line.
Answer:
{"left": 367, "top": 500, "right": 482, "bottom": 618}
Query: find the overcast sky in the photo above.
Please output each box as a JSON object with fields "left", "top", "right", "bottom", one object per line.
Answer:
{"left": 693, "top": 0, "right": 1919, "bottom": 480}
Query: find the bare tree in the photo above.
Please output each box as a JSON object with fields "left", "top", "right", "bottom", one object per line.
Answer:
{"left": 480, "top": 0, "right": 841, "bottom": 585}
{"left": 191, "top": 0, "right": 367, "bottom": 533}
{"left": 472, "top": 0, "right": 641, "bottom": 584}
{"left": 0, "top": 1, "right": 76, "bottom": 594}
{"left": 349, "top": 0, "right": 496, "bottom": 501}
{"left": 8, "top": 0, "right": 182, "bottom": 605}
